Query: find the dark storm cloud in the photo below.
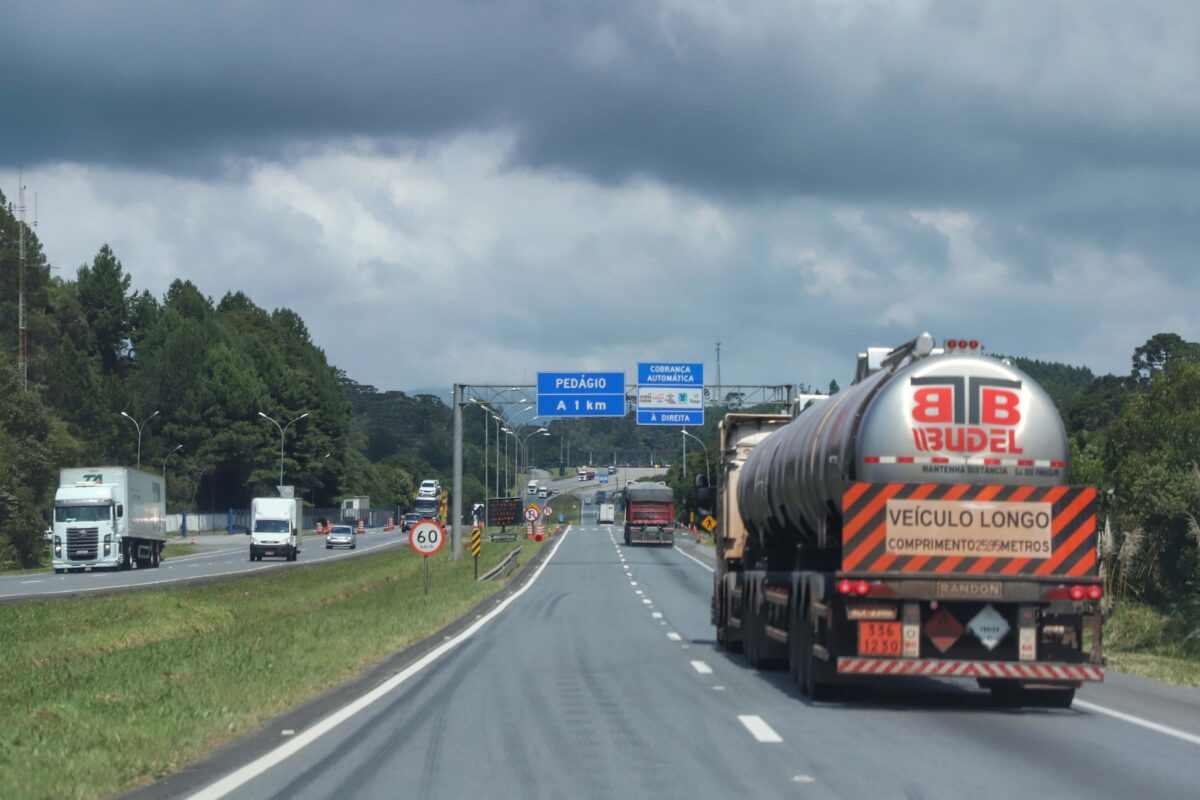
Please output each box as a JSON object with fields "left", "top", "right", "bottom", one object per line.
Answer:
{"left": 5, "top": 0, "right": 1200, "bottom": 209}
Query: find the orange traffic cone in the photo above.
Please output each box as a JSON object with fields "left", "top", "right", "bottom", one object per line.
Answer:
{"left": 356, "top": 518, "right": 365, "bottom": 535}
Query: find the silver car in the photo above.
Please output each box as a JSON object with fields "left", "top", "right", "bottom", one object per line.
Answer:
{"left": 325, "top": 524, "right": 356, "bottom": 550}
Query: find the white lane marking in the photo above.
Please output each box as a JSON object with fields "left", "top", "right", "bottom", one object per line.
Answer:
{"left": 1074, "top": 700, "right": 1200, "bottom": 748}
{"left": 20, "top": 580, "right": 43, "bottom": 584}
{"left": 667, "top": 632, "right": 682, "bottom": 641}
{"left": 674, "top": 545, "right": 715, "bottom": 574}
{"left": 630, "top": 581, "right": 638, "bottom": 586}
{"left": 691, "top": 660, "right": 713, "bottom": 674}
{"left": 652, "top": 612, "right": 663, "bottom": 619}
{"left": 641, "top": 598, "right": 652, "bottom": 605}
{"left": 162, "top": 547, "right": 245, "bottom": 564}
{"left": 0, "top": 539, "right": 401, "bottom": 600}
{"left": 186, "top": 526, "right": 574, "bottom": 800}
{"left": 635, "top": 589, "right": 644, "bottom": 595}
{"left": 738, "top": 715, "right": 783, "bottom": 743}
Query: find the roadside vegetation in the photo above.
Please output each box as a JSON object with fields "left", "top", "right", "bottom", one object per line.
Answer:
{"left": 0, "top": 541, "right": 543, "bottom": 800}
{"left": 1103, "top": 602, "right": 1200, "bottom": 687}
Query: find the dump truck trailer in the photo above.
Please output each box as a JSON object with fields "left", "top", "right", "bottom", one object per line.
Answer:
{"left": 709, "top": 334, "right": 1103, "bottom": 707}
{"left": 623, "top": 482, "right": 676, "bottom": 546}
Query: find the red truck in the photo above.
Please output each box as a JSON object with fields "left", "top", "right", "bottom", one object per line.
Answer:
{"left": 623, "top": 482, "right": 676, "bottom": 546}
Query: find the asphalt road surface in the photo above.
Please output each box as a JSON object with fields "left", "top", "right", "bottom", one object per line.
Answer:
{"left": 171, "top": 512, "right": 1200, "bottom": 800}
{"left": 0, "top": 527, "right": 408, "bottom": 602}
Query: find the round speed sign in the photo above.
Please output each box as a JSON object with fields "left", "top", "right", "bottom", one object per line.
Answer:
{"left": 409, "top": 520, "right": 446, "bottom": 556}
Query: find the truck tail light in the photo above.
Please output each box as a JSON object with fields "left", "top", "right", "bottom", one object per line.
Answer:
{"left": 854, "top": 580, "right": 870, "bottom": 596}
{"left": 1042, "top": 584, "right": 1102, "bottom": 601}
{"left": 946, "top": 340, "right": 957, "bottom": 349}
{"left": 839, "top": 578, "right": 893, "bottom": 597}
{"left": 837, "top": 579, "right": 853, "bottom": 595}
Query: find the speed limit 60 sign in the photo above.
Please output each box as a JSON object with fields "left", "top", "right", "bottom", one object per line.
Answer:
{"left": 409, "top": 520, "right": 446, "bottom": 556}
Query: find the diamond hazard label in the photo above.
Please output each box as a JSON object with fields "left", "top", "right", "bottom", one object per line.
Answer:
{"left": 923, "top": 608, "right": 964, "bottom": 653}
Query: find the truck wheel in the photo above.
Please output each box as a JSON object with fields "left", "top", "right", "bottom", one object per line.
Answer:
{"left": 151, "top": 546, "right": 161, "bottom": 568}
{"left": 796, "top": 602, "right": 831, "bottom": 700}
{"left": 120, "top": 545, "right": 133, "bottom": 571}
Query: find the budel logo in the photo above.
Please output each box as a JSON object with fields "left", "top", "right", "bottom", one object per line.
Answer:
{"left": 910, "top": 376, "right": 1023, "bottom": 454}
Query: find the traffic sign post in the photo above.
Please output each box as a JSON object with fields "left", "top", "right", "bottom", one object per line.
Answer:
{"left": 537, "top": 372, "right": 626, "bottom": 418}
{"left": 636, "top": 362, "right": 704, "bottom": 426}
{"left": 409, "top": 520, "right": 446, "bottom": 595}
{"left": 470, "top": 527, "right": 482, "bottom": 579}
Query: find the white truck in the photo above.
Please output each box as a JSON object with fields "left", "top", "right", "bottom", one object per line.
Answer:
{"left": 52, "top": 467, "right": 166, "bottom": 572}
{"left": 597, "top": 503, "right": 616, "bottom": 525}
{"left": 249, "top": 496, "right": 303, "bottom": 561}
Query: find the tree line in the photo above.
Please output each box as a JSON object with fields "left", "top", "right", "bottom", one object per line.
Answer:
{"left": 0, "top": 190, "right": 492, "bottom": 566}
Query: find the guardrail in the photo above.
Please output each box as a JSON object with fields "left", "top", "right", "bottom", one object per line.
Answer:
{"left": 478, "top": 546, "right": 522, "bottom": 582}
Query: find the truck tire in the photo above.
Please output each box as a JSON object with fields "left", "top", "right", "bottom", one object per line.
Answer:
{"left": 151, "top": 545, "right": 161, "bottom": 568}
{"left": 796, "top": 593, "right": 831, "bottom": 700}
{"left": 120, "top": 544, "right": 133, "bottom": 571}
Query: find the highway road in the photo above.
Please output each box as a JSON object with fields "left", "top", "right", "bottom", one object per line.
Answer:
{"left": 154, "top": 509, "right": 1200, "bottom": 800}
{"left": 0, "top": 527, "right": 409, "bottom": 602}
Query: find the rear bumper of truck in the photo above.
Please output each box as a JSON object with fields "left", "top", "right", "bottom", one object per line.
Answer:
{"left": 838, "top": 658, "right": 1103, "bottom": 682}
{"left": 627, "top": 525, "right": 675, "bottom": 544}
{"left": 251, "top": 544, "right": 295, "bottom": 558}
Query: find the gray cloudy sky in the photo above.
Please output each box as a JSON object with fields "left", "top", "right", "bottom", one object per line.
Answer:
{"left": 3, "top": 0, "right": 1198, "bottom": 391}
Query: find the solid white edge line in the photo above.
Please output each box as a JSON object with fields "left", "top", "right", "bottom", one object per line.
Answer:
{"left": 674, "top": 544, "right": 715, "bottom": 574}
{"left": 1074, "top": 700, "right": 1200, "bottom": 747}
{"left": 690, "top": 660, "right": 713, "bottom": 674}
{"left": 0, "top": 539, "right": 402, "bottom": 600}
{"left": 186, "top": 525, "right": 574, "bottom": 800}
{"left": 738, "top": 714, "right": 783, "bottom": 743}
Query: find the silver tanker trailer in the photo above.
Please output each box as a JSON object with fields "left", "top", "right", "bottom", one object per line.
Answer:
{"left": 706, "top": 333, "right": 1104, "bottom": 707}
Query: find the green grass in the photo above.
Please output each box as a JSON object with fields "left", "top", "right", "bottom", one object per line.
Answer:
{"left": 1103, "top": 602, "right": 1200, "bottom": 687}
{"left": 0, "top": 540, "right": 542, "bottom": 800}
{"left": 161, "top": 542, "right": 197, "bottom": 559}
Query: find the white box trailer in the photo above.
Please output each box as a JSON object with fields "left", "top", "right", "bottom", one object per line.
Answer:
{"left": 52, "top": 467, "right": 166, "bottom": 572}
{"left": 249, "top": 497, "right": 303, "bottom": 561}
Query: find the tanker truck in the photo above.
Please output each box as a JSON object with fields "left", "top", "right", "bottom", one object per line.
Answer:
{"left": 708, "top": 333, "right": 1103, "bottom": 707}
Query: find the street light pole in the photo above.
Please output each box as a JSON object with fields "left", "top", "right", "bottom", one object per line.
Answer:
{"left": 258, "top": 411, "right": 309, "bottom": 488}
{"left": 681, "top": 428, "right": 711, "bottom": 485}
{"left": 120, "top": 410, "right": 159, "bottom": 471}
{"left": 162, "top": 444, "right": 183, "bottom": 477}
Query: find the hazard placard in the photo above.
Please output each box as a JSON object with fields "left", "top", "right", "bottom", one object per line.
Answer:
{"left": 923, "top": 608, "right": 964, "bottom": 654}
{"left": 701, "top": 515, "right": 717, "bottom": 533}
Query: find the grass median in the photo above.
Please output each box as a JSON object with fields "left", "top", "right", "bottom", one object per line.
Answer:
{"left": 0, "top": 536, "right": 545, "bottom": 800}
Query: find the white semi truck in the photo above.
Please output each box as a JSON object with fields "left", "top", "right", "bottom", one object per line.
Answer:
{"left": 249, "top": 497, "right": 303, "bottom": 561}
{"left": 52, "top": 467, "right": 166, "bottom": 572}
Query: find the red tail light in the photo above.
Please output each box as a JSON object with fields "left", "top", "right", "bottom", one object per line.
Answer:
{"left": 1086, "top": 584, "right": 1103, "bottom": 600}
{"left": 854, "top": 580, "right": 870, "bottom": 596}
{"left": 866, "top": 582, "right": 896, "bottom": 597}
{"left": 837, "top": 579, "right": 853, "bottom": 595}
{"left": 1069, "top": 585, "right": 1086, "bottom": 600}
{"left": 969, "top": 340, "right": 979, "bottom": 349}
{"left": 946, "top": 340, "right": 957, "bottom": 348}
{"left": 958, "top": 339, "right": 968, "bottom": 349}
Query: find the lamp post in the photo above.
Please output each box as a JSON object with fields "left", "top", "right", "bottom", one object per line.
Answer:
{"left": 162, "top": 444, "right": 183, "bottom": 477}
{"left": 120, "top": 410, "right": 159, "bottom": 470}
{"left": 519, "top": 427, "right": 549, "bottom": 473}
{"left": 681, "top": 428, "right": 711, "bottom": 486}
{"left": 258, "top": 411, "right": 308, "bottom": 488}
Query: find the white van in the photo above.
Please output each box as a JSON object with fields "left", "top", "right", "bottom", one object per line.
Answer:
{"left": 527, "top": 480, "right": 539, "bottom": 495}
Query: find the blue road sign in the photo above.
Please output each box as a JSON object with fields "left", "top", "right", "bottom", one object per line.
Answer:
{"left": 637, "top": 409, "right": 705, "bottom": 425}
{"left": 537, "top": 372, "right": 626, "bottom": 417}
{"left": 637, "top": 362, "right": 704, "bottom": 426}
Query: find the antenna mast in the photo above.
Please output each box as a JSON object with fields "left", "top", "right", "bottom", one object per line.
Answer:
{"left": 17, "top": 172, "right": 28, "bottom": 391}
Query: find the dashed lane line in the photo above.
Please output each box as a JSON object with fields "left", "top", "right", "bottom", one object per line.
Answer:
{"left": 691, "top": 660, "right": 713, "bottom": 675}
{"left": 738, "top": 715, "right": 783, "bottom": 743}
